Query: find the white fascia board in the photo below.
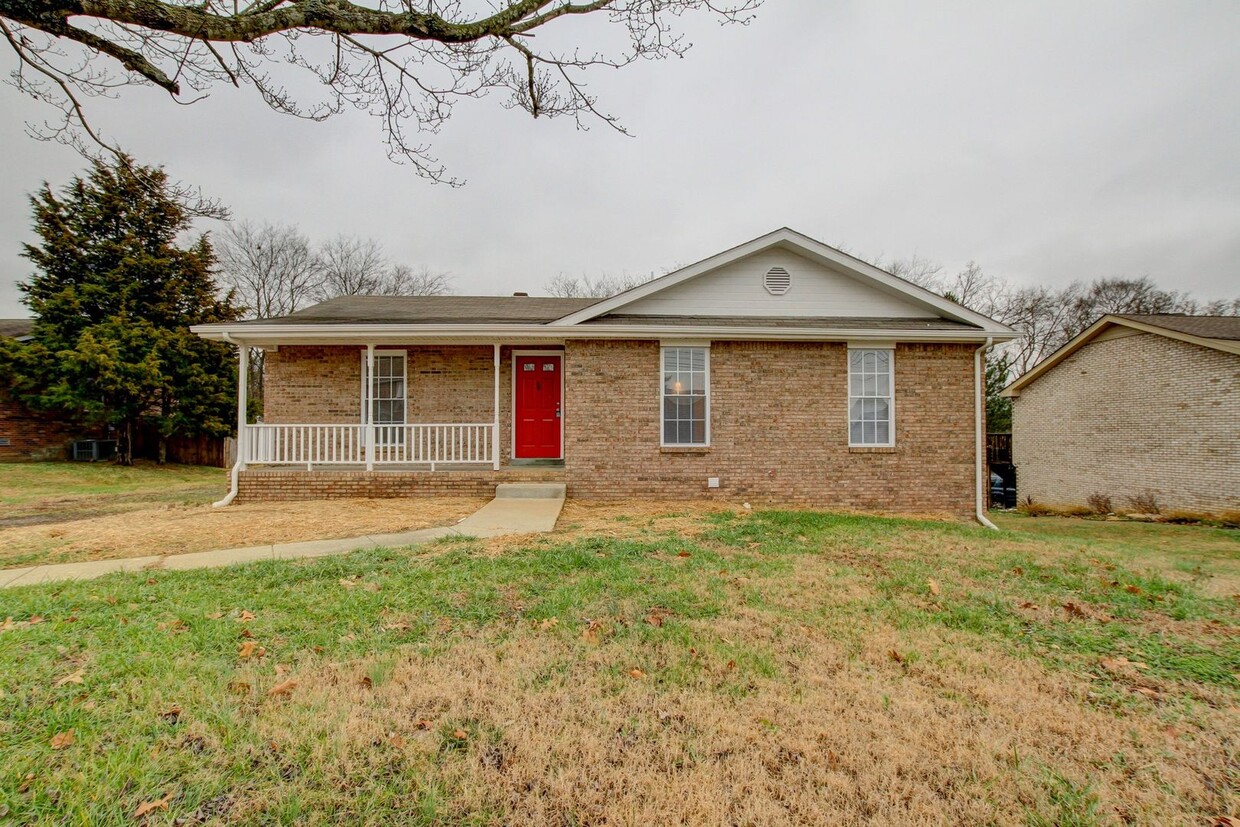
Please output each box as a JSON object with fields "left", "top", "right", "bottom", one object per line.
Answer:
{"left": 550, "top": 227, "right": 1016, "bottom": 334}
{"left": 191, "top": 321, "right": 1018, "bottom": 345}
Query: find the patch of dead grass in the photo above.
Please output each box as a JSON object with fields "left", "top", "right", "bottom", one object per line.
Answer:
{"left": 0, "top": 497, "right": 487, "bottom": 566}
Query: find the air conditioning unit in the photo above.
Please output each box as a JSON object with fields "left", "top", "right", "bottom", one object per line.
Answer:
{"left": 72, "top": 439, "right": 117, "bottom": 462}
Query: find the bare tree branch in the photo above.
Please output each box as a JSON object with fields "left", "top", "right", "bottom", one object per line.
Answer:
{"left": 1, "top": 0, "right": 762, "bottom": 182}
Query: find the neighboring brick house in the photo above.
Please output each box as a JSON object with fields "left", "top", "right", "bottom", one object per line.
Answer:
{"left": 1003, "top": 314, "right": 1240, "bottom": 515}
{"left": 191, "top": 228, "right": 1017, "bottom": 518}
{"left": 0, "top": 318, "right": 76, "bottom": 461}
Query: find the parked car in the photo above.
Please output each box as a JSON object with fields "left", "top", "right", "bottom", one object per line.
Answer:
{"left": 990, "top": 472, "right": 1017, "bottom": 509}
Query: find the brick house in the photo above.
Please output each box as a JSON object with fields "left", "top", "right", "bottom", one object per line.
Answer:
{"left": 0, "top": 318, "right": 72, "bottom": 461}
{"left": 1003, "top": 314, "right": 1240, "bottom": 515}
{"left": 192, "top": 228, "right": 1017, "bottom": 518}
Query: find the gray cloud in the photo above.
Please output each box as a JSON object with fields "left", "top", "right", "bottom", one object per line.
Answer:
{"left": 2, "top": 0, "right": 1238, "bottom": 317}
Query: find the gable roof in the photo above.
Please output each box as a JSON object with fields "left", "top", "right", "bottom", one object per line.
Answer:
{"left": 0, "top": 318, "right": 34, "bottom": 340}
{"left": 1002, "top": 314, "right": 1240, "bottom": 397}
{"left": 552, "top": 227, "right": 1015, "bottom": 334}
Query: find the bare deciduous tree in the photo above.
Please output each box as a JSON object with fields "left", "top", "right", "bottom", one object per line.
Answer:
{"left": 316, "top": 235, "right": 391, "bottom": 298}
{"left": 544, "top": 271, "right": 657, "bottom": 298}
{"left": 217, "top": 221, "right": 322, "bottom": 319}
{"left": 1, "top": 0, "right": 760, "bottom": 182}
{"left": 381, "top": 263, "right": 453, "bottom": 297}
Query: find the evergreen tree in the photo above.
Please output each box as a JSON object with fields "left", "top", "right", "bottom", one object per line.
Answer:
{"left": 985, "top": 349, "right": 1013, "bottom": 434}
{"left": 2, "top": 157, "right": 240, "bottom": 465}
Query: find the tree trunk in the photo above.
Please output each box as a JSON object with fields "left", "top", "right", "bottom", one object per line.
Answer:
{"left": 115, "top": 419, "right": 134, "bottom": 466}
{"left": 157, "top": 436, "right": 167, "bottom": 465}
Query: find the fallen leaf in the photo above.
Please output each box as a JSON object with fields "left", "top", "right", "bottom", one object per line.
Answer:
{"left": 29, "top": 616, "right": 44, "bottom": 625}
{"left": 628, "top": 668, "right": 645, "bottom": 679}
{"left": 54, "top": 668, "right": 85, "bottom": 687}
{"left": 725, "top": 660, "right": 737, "bottom": 670}
{"left": 50, "top": 730, "right": 75, "bottom": 749}
{"left": 1062, "top": 602, "right": 1088, "bottom": 619}
{"left": 1019, "top": 601, "right": 1040, "bottom": 610}
{"left": 227, "top": 681, "right": 251, "bottom": 695}
{"left": 159, "top": 706, "right": 181, "bottom": 724}
{"left": 1124, "top": 584, "right": 1143, "bottom": 595}
{"left": 237, "top": 610, "right": 255, "bottom": 622}
{"left": 205, "top": 611, "right": 224, "bottom": 620}
{"left": 133, "top": 793, "right": 171, "bottom": 818}
{"left": 538, "top": 617, "right": 559, "bottom": 630}
{"left": 581, "top": 619, "right": 604, "bottom": 645}
{"left": 888, "top": 649, "right": 905, "bottom": 664}
{"left": 267, "top": 679, "right": 297, "bottom": 697}
{"left": 415, "top": 719, "right": 432, "bottom": 730}
{"left": 359, "top": 675, "right": 373, "bottom": 689}
{"left": 1011, "top": 566, "right": 1023, "bottom": 576}
{"left": 452, "top": 729, "right": 468, "bottom": 740}
{"left": 145, "top": 578, "right": 157, "bottom": 586}
{"left": 676, "top": 551, "right": 692, "bottom": 558}
{"left": 388, "top": 733, "right": 405, "bottom": 748}
{"left": 239, "top": 628, "right": 254, "bottom": 639}
{"left": 105, "top": 596, "right": 118, "bottom": 606}
{"left": 238, "top": 641, "right": 264, "bottom": 659}
{"left": 644, "top": 614, "right": 664, "bottom": 627}
{"left": 927, "top": 579, "right": 941, "bottom": 596}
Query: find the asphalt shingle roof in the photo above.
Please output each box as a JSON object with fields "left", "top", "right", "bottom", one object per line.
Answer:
{"left": 250, "top": 296, "right": 599, "bottom": 325}
{"left": 1115, "top": 314, "right": 1240, "bottom": 341}
{"left": 0, "top": 318, "right": 33, "bottom": 338}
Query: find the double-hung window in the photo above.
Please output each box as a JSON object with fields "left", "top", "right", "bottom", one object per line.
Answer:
{"left": 661, "top": 345, "right": 709, "bottom": 446}
{"left": 848, "top": 347, "right": 894, "bottom": 446}
{"left": 362, "top": 352, "right": 409, "bottom": 426}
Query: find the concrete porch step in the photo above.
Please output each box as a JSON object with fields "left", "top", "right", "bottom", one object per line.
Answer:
{"left": 495, "top": 482, "right": 566, "bottom": 499}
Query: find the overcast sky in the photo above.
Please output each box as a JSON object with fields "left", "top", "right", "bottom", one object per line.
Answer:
{"left": 1, "top": 0, "right": 1238, "bottom": 317}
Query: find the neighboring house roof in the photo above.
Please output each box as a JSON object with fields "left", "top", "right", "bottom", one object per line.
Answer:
{"left": 0, "top": 318, "right": 34, "bottom": 340}
{"left": 1002, "top": 314, "right": 1240, "bottom": 397}
{"left": 192, "top": 228, "right": 1018, "bottom": 345}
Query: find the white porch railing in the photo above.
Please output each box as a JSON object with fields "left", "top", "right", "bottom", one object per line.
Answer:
{"left": 245, "top": 423, "right": 494, "bottom": 469}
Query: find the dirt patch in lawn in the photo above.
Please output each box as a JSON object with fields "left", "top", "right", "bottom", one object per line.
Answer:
{"left": 0, "top": 497, "right": 488, "bottom": 568}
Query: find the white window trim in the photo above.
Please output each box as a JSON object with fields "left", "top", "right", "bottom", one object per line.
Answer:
{"left": 847, "top": 344, "right": 895, "bottom": 448}
{"left": 360, "top": 349, "right": 408, "bottom": 425}
{"left": 510, "top": 349, "right": 565, "bottom": 461}
{"left": 659, "top": 344, "right": 711, "bottom": 448}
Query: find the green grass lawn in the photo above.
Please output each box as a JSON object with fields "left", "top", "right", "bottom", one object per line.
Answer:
{"left": 1, "top": 509, "right": 1236, "bottom": 825}
{"left": 0, "top": 462, "right": 222, "bottom": 523}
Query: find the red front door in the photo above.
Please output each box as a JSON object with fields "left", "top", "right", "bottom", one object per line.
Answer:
{"left": 514, "top": 355, "right": 562, "bottom": 458}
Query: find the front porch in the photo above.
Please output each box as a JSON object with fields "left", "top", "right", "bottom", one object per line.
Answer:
{"left": 234, "top": 343, "right": 566, "bottom": 476}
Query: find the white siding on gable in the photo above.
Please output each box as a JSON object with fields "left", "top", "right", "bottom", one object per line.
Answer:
{"left": 619, "top": 248, "right": 936, "bottom": 318}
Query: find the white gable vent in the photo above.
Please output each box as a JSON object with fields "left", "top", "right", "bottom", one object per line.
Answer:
{"left": 763, "top": 266, "right": 791, "bottom": 295}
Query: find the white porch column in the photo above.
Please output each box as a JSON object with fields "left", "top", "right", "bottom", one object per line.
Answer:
{"left": 236, "top": 343, "right": 249, "bottom": 468}
{"left": 492, "top": 344, "right": 501, "bottom": 471}
{"left": 365, "top": 344, "right": 376, "bottom": 472}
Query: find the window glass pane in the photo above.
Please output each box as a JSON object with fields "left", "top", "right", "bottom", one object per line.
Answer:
{"left": 850, "top": 422, "right": 864, "bottom": 443}
{"left": 862, "top": 374, "right": 877, "bottom": 395}
{"left": 875, "top": 420, "right": 890, "bottom": 444}
{"left": 849, "top": 351, "right": 862, "bottom": 370}
{"left": 864, "top": 421, "right": 875, "bottom": 443}
{"left": 875, "top": 350, "right": 890, "bottom": 371}
{"left": 664, "top": 420, "right": 677, "bottom": 444}
{"left": 691, "top": 419, "right": 706, "bottom": 444}
{"left": 849, "top": 399, "right": 863, "bottom": 420}
{"left": 876, "top": 374, "right": 890, "bottom": 396}
{"left": 663, "top": 397, "right": 677, "bottom": 420}
{"left": 690, "top": 397, "right": 706, "bottom": 421}
{"left": 863, "top": 351, "right": 876, "bottom": 372}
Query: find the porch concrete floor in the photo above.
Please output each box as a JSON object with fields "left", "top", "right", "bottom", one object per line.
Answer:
{"left": 1, "top": 492, "right": 565, "bottom": 589}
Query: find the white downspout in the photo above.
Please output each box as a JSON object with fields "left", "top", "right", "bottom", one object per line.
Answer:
{"left": 213, "top": 335, "right": 247, "bottom": 507}
{"left": 975, "top": 337, "right": 998, "bottom": 530}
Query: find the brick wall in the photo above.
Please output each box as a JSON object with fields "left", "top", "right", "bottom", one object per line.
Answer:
{"left": 236, "top": 467, "right": 563, "bottom": 502}
{"left": 1012, "top": 333, "right": 1240, "bottom": 514}
{"left": 563, "top": 340, "right": 977, "bottom": 516}
{"left": 255, "top": 340, "right": 979, "bottom": 516}
{"left": 0, "top": 391, "right": 73, "bottom": 461}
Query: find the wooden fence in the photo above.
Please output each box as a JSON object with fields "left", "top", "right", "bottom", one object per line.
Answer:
{"left": 133, "top": 431, "right": 235, "bottom": 468}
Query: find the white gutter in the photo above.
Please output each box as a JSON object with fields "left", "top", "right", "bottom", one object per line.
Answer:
{"left": 975, "top": 337, "right": 998, "bottom": 530}
{"left": 190, "top": 322, "right": 1019, "bottom": 345}
{"left": 213, "top": 333, "right": 245, "bottom": 508}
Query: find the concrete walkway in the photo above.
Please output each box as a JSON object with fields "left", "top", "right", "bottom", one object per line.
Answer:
{"left": 0, "top": 484, "right": 566, "bottom": 589}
